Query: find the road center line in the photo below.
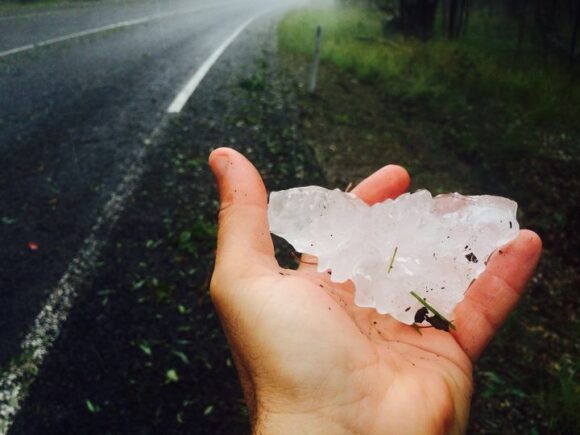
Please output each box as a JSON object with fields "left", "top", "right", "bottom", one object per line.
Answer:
{"left": 167, "top": 14, "right": 259, "bottom": 113}
{"left": 0, "top": 2, "right": 229, "bottom": 59}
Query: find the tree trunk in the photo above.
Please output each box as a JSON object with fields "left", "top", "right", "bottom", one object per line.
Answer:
{"left": 441, "top": 0, "right": 448, "bottom": 35}
{"left": 485, "top": 0, "right": 493, "bottom": 38}
{"left": 459, "top": 0, "right": 470, "bottom": 37}
{"left": 570, "top": 1, "right": 580, "bottom": 65}
{"left": 399, "top": 0, "right": 440, "bottom": 39}
{"left": 448, "top": 0, "right": 459, "bottom": 38}
{"left": 517, "top": 0, "right": 528, "bottom": 54}
{"left": 446, "top": 0, "right": 468, "bottom": 39}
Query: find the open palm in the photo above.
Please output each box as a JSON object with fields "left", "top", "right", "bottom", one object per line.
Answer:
{"left": 208, "top": 148, "right": 541, "bottom": 434}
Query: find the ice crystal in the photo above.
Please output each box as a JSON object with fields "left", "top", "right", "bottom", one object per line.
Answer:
{"left": 268, "top": 187, "right": 519, "bottom": 324}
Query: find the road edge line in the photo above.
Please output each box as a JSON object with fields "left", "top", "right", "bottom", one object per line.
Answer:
{"left": 0, "top": 2, "right": 230, "bottom": 59}
{"left": 0, "top": 127, "right": 162, "bottom": 434}
{"left": 166, "top": 15, "right": 259, "bottom": 114}
{"left": 0, "top": 9, "right": 268, "bottom": 433}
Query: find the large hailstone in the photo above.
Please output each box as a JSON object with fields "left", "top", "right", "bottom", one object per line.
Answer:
{"left": 268, "top": 187, "right": 519, "bottom": 325}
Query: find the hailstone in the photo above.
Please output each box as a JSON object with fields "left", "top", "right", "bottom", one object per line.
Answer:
{"left": 268, "top": 187, "right": 519, "bottom": 325}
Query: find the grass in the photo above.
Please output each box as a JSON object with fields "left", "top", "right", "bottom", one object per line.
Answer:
{"left": 278, "top": 8, "right": 580, "bottom": 126}
{"left": 541, "top": 366, "right": 580, "bottom": 433}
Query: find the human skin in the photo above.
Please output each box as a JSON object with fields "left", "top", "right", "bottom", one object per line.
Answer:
{"left": 208, "top": 147, "right": 542, "bottom": 435}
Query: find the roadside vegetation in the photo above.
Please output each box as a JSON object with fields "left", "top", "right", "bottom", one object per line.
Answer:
{"left": 279, "top": 7, "right": 580, "bottom": 125}
{"left": 278, "top": 3, "right": 579, "bottom": 434}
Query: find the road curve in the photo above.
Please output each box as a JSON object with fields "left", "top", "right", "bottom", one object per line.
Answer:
{"left": 0, "top": 0, "right": 292, "bottom": 371}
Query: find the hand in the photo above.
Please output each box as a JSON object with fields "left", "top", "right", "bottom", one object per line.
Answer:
{"left": 208, "top": 147, "right": 542, "bottom": 434}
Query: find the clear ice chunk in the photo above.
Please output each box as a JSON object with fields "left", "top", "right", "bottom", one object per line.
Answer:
{"left": 268, "top": 187, "right": 519, "bottom": 325}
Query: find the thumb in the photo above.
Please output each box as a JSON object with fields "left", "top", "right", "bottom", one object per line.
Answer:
{"left": 208, "top": 147, "right": 277, "bottom": 282}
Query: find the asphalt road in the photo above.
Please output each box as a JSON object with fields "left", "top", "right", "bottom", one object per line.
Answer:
{"left": 0, "top": 0, "right": 297, "bottom": 374}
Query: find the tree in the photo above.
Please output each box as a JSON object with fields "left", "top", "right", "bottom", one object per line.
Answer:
{"left": 444, "top": 0, "right": 470, "bottom": 39}
{"left": 569, "top": 0, "right": 580, "bottom": 64}
{"left": 532, "top": 0, "right": 580, "bottom": 65}
{"left": 398, "top": 0, "right": 440, "bottom": 39}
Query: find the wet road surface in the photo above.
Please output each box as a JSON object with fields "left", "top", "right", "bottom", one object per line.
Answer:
{"left": 0, "top": 0, "right": 294, "bottom": 377}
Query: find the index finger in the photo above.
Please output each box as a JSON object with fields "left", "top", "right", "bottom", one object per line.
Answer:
{"left": 452, "top": 230, "right": 542, "bottom": 361}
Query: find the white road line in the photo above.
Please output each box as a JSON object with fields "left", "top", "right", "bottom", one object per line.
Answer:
{"left": 0, "top": 133, "right": 156, "bottom": 435}
{"left": 167, "top": 15, "right": 259, "bottom": 113}
{"left": 37, "top": 15, "right": 152, "bottom": 45}
{"left": 0, "top": 3, "right": 228, "bottom": 59}
{"left": 0, "top": 10, "right": 265, "bottom": 432}
{"left": 0, "top": 44, "right": 35, "bottom": 57}
{"left": 0, "top": 17, "right": 152, "bottom": 58}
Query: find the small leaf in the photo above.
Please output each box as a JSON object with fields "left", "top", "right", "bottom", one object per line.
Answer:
{"left": 166, "top": 368, "right": 179, "bottom": 383}
{"left": 139, "top": 342, "right": 152, "bottom": 357}
{"left": 132, "top": 280, "right": 146, "bottom": 289}
{"left": 177, "top": 304, "right": 189, "bottom": 315}
{"left": 414, "top": 307, "right": 428, "bottom": 323}
{"left": 410, "top": 291, "right": 456, "bottom": 331}
{"left": 86, "top": 399, "right": 98, "bottom": 413}
{"left": 172, "top": 351, "right": 190, "bottom": 365}
{"left": 203, "top": 405, "right": 214, "bottom": 416}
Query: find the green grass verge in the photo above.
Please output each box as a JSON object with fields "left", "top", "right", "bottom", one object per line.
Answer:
{"left": 278, "top": 8, "right": 580, "bottom": 126}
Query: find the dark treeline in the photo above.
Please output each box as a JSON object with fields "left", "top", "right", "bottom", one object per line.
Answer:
{"left": 342, "top": 0, "right": 580, "bottom": 65}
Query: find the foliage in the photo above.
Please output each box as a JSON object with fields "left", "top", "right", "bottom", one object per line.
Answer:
{"left": 342, "top": 0, "right": 580, "bottom": 63}
{"left": 278, "top": 8, "right": 580, "bottom": 126}
{"left": 541, "top": 367, "right": 580, "bottom": 433}
{"left": 176, "top": 219, "right": 217, "bottom": 256}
